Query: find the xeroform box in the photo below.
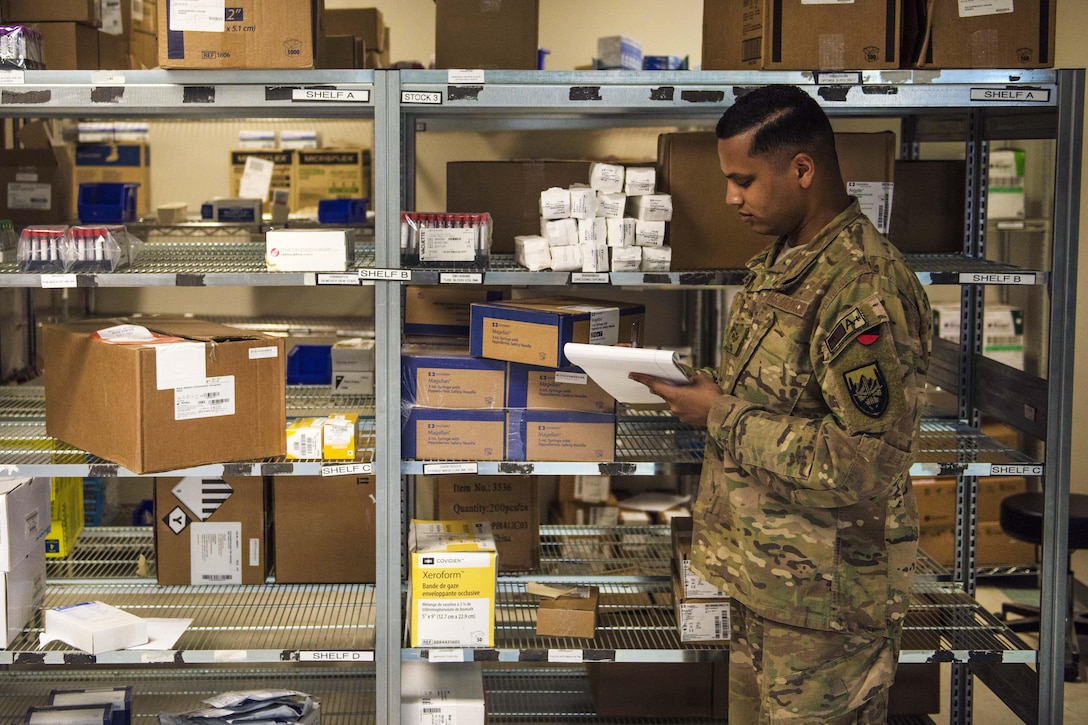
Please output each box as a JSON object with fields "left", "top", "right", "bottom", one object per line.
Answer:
{"left": 409, "top": 520, "right": 497, "bottom": 648}
{"left": 44, "top": 318, "right": 286, "bottom": 474}
{"left": 157, "top": 0, "right": 315, "bottom": 69}
{"left": 470, "top": 297, "right": 645, "bottom": 368}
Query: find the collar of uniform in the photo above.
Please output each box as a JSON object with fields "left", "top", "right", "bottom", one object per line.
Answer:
{"left": 744, "top": 198, "right": 864, "bottom": 289}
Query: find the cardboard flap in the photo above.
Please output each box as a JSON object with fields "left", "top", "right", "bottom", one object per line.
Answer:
{"left": 132, "top": 318, "right": 274, "bottom": 343}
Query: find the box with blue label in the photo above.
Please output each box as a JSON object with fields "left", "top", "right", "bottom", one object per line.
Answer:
{"left": 507, "top": 363, "right": 615, "bottom": 413}
{"left": 470, "top": 297, "right": 644, "bottom": 368}
{"left": 402, "top": 344, "right": 506, "bottom": 409}
{"left": 507, "top": 409, "right": 616, "bottom": 462}
{"left": 402, "top": 408, "right": 506, "bottom": 461}
{"left": 71, "top": 143, "right": 151, "bottom": 217}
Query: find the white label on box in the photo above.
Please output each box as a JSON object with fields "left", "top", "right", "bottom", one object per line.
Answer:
{"left": 562, "top": 306, "right": 620, "bottom": 345}
{"left": 156, "top": 342, "right": 208, "bottom": 390}
{"left": 239, "top": 156, "right": 274, "bottom": 201}
{"left": 172, "top": 477, "right": 233, "bottom": 521}
{"left": 959, "top": 0, "right": 1014, "bottom": 18}
{"left": 7, "top": 182, "right": 51, "bottom": 210}
{"left": 14, "top": 171, "right": 38, "bottom": 183}
{"left": 249, "top": 537, "right": 260, "bottom": 567}
{"left": 133, "top": 0, "right": 145, "bottom": 22}
{"left": 248, "top": 346, "right": 279, "bottom": 359}
{"left": 40, "top": 275, "right": 78, "bottom": 289}
{"left": 287, "top": 425, "right": 322, "bottom": 460}
{"left": 848, "top": 181, "right": 894, "bottom": 234}
{"left": 102, "top": 0, "right": 124, "bottom": 35}
{"left": 683, "top": 560, "right": 729, "bottom": 599}
{"left": 189, "top": 522, "right": 242, "bottom": 585}
{"left": 448, "top": 69, "right": 486, "bottom": 84}
{"left": 419, "top": 227, "right": 476, "bottom": 262}
{"left": 679, "top": 600, "right": 731, "bottom": 642}
{"left": 174, "top": 376, "right": 236, "bottom": 420}
{"left": 554, "top": 371, "right": 588, "bottom": 385}
{"left": 170, "top": 0, "right": 225, "bottom": 33}
{"left": 415, "top": 598, "right": 491, "bottom": 647}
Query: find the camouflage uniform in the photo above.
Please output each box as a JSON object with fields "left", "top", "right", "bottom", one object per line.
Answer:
{"left": 689, "top": 200, "right": 932, "bottom": 720}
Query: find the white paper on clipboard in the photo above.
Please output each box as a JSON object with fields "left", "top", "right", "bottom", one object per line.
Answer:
{"left": 563, "top": 342, "right": 691, "bottom": 404}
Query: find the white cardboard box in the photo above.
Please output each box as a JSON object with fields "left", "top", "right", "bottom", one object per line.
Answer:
{"left": 43, "top": 600, "right": 149, "bottom": 654}
{"left": 0, "top": 476, "right": 51, "bottom": 571}
{"left": 933, "top": 303, "right": 1025, "bottom": 370}
{"left": 401, "top": 661, "right": 485, "bottom": 725}
{"left": 265, "top": 228, "right": 355, "bottom": 272}
{"left": 1, "top": 549, "right": 45, "bottom": 648}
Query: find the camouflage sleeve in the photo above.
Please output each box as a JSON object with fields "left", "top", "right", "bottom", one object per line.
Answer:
{"left": 707, "top": 269, "right": 929, "bottom": 508}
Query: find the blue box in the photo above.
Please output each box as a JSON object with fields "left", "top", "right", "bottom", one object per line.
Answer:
{"left": 318, "top": 198, "right": 369, "bottom": 224}
{"left": 642, "top": 55, "right": 686, "bottom": 70}
{"left": 77, "top": 182, "right": 138, "bottom": 223}
{"left": 401, "top": 345, "right": 506, "bottom": 408}
{"left": 402, "top": 407, "right": 506, "bottom": 460}
{"left": 48, "top": 686, "right": 131, "bottom": 725}
{"left": 506, "top": 363, "right": 615, "bottom": 413}
{"left": 287, "top": 344, "right": 332, "bottom": 385}
{"left": 506, "top": 409, "right": 616, "bottom": 462}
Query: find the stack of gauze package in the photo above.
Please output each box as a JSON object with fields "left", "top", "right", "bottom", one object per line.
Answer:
{"left": 519, "top": 162, "right": 672, "bottom": 273}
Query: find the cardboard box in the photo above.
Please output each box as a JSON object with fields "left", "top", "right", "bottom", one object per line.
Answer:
{"left": 155, "top": 476, "right": 268, "bottom": 586}
{"left": 1, "top": 548, "right": 45, "bottom": 648}
{"left": 157, "top": 0, "right": 314, "bottom": 69}
{"left": 98, "top": 27, "right": 131, "bottom": 71}
{"left": 1, "top": 0, "right": 100, "bottom": 24}
{"left": 673, "top": 575, "right": 730, "bottom": 644}
{"left": 586, "top": 663, "right": 728, "bottom": 719}
{"left": 38, "top": 21, "right": 100, "bottom": 70}
{"left": 435, "top": 0, "right": 539, "bottom": 70}
{"left": 402, "top": 662, "right": 485, "bottom": 725}
{"left": 553, "top": 498, "right": 620, "bottom": 527}
{"left": 72, "top": 143, "right": 151, "bottom": 218}
{"left": 506, "top": 363, "right": 615, "bottom": 413}
{"left": 657, "top": 131, "right": 895, "bottom": 269}
{"left": 988, "top": 148, "right": 1026, "bottom": 220}
{"left": 0, "top": 147, "right": 74, "bottom": 229}
{"left": 45, "top": 476, "right": 84, "bottom": 560}
{"left": 536, "top": 585, "right": 599, "bottom": 638}
{"left": 916, "top": 0, "right": 1055, "bottom": 69}
{"left": 332, "top": 338, "right": 375, "bottom": 395}
{"left": 408, "top": 520, "right": 497, "bottom": 648}
{"left": 272, "top": 475, "right": 376, "bottom": 583}
{"left": 920, "top": 520, "right": 1037, "bottom": 567}
{"left": 507, "top": 409, "right": 616, "bottom": 462}
{"left": 702, "top": 0, "right": 902, "bottom": 71}
{"left": 317, "top": 33, "right": 356, "bottom": 69}
{"left": 230, "top": 149, "right": 296, "bottom": 208}
{"left": 0, "top": 477, "right": 51, "bottom": 571}
{"left": 265, "top": 228, "right": 355, "bottom": 272}
{"left": 44, "top": 318, "right": 286, "bottom": 474}
{"left": 446, "top": 160, "right": 593, "bottom": 254}
{"left": 48, "top": 687, "right": 132, "bottom": 725}
{"left": 914, "top": 476, "right": 1028, "bottom": 527}
{"left": 401, "top": 344, "right": 507, "bottom": 408}
{"left": 432, "top": 475, "right": 539, "bottom": 572}
{"left": 558, "top": 475, "right": 611, "bottom": 504}
{"left": 322, "top": 413, "right": 360, "bottom": 460}
{"left": 42, "top": 600, "right": 148, "bottom": 654}
{"left": 402, "top": 408, "right": 506, "bottom": 461}
{"left": 671, "top": 517, "right": 728, "bottom": 600}
{"left": 469, "top": 296, "right": 645, "bottom": 368}
{"left": 295, "top": 148, "right": 368, "bottom": 213}
{"left": 404, "top": 285, "right": 507, "bottom": 338}
{"left": 322, "top": 7, "right": 385, "bottom": 57}
{"left": 932, "top": 303, "right": 1025, "bottom": 370}
{"left": 888, "top": 160, "right": 966, "bottom": 253}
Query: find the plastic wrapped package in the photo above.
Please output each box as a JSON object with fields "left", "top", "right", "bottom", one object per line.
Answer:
{"left": 0, "top": 25, "right": 44, "bottom": 70}
{"left": 18, "top": 225, "right": 142, "bottom": 273}
{"left": 17, "top": 225, "right": 67, "bottom": 273}
{"left": 400, "top": 211, "right": 491, "bottom": 268}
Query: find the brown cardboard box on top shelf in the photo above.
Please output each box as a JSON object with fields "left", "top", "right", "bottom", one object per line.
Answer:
{"left": 914, "top": 0, "right": 1056, "bottom": 69}
{"left": 0, "top": 0, "right": 101, "bottom": 25}
{"left": 434, "top": 0, "right": 539, "bottom": 70}
{"left": 37, "top": 22, "right": 99, "bottom": 70}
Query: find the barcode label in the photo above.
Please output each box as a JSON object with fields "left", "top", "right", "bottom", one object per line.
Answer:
{"left": 175, "top": 376, "right": 236, "bottom": 420}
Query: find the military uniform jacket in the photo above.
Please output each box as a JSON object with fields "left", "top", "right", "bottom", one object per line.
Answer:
{"left": 690, "top": 200, "right": 933, "bottom": 634}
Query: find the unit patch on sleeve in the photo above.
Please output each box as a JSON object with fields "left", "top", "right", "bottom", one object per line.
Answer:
{"left": 843, "top": 362, "right": 889, "bottom": 417}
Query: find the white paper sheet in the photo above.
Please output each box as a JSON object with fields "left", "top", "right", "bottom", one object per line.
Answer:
{"left": 562, "top": 343, "right": 690, "bottom": 404}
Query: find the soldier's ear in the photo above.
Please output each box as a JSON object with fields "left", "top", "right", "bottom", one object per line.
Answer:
{"left": 792, "top": 152, "right": 816, "bottom": 189}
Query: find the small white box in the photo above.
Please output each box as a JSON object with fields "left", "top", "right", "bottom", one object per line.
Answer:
{"left": 628, "top": 193, "right": 673, "bottom": 222}
{"left": 988, "top": 148, "right": 1026, "bottom": 220}
{"left": 0, "top": 476, "right": 51, "bottom": 572}
{"left": 569, "top": 186, "right": 599, "bottom": 220}
{"left": 641, "top": 246, "right": 672, "bottom": 271}
{"left": 541, "top": 217, "right": 578, "bottom": 247}
{"left": 624, "top": 166, "right": 656, "bottom": 196}
{"left": 634, "top": 220, "right": 666, "bottom": 247}
{"left": 606, "top": 217, "right": 635, "bottom": 247}
{"left": 932, "top": 303, "right": 1025, "bottom": 370}
{"left": 332, "top": 338, "right": 375, "bottom": 372}
{"left": 401, "top": 662, "right": 485, "bottom": 725}
{"left": 539, "top": 187, "right": 571, "bottom": 220}
{"left": 514, "top": 235, "right": 552, "bottom": 271}
{"left": 211, "top": 197, "right": 264, "bottom": 223}
{"left": 610, "top": 246, "right": 642, "bottom": 272}
{"left": 577, "top": 217, "right": 606, "bottom": 245}
{"left": 238, "top": 130, "right": 276, "bottom": 149}
{"left": 596, "top": 191, "right": 626, "bottom": 218}
{"left": 48, "top": 687, "right": 132, "bottom": 725}
{"left": 279, "top": 129, "right": 320, "bottom": 149}
{"left": 549, "top": 245, "right": 582, "bottom": 271}
{"left": 598, "top": 35, "right": 642, "bottom": 70}
{"left": 580, "top": 244, "right": 609, "bottom": 273}
{"left": 332, "top": 371, "right": 375, "bottom": 396}
{"left": 24, "top": 704, "right": 112, "bottom": 725}
{"left": 1, "top": 549, "right": 45, "bottom": 648}
{"left": 43, "top": 601, "right": 149, "bottom": 654}
{"left": 589, "top": 162, "right": 625, "bottom": 193}
{"left": 265, "top": 228, "right": 355, "bottom": 272}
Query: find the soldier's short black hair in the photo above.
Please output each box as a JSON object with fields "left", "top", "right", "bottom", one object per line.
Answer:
{"left": 716, "top": 85, "right": 839, "bottom": 169}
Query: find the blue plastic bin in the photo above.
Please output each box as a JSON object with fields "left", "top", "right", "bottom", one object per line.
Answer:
{"left": 287, "top": 344, "right": 333, "bottom": 385}
{"left": 318, "top": 198, "right": 369, "bottom": 224}
{"left": 78, "top": 182, "right": 139, "bottom": 223}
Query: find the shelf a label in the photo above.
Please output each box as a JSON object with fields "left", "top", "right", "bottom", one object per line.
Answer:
{"left": 970, "top": 88, "right": 1051, "bottom": 103}
{"left": 292, "top": 88, "right": 370, "bottom": 103}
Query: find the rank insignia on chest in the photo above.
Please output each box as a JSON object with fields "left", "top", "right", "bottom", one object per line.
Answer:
{"left": 843, "top": 362, "right": 889, "bottom": 417}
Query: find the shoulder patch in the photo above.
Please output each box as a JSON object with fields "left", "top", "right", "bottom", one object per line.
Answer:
{"left": 843, "top": 362, "right": 889, "bottom": 418}
{"left": 825, "top": 308, "right": 868, "bottom": 357}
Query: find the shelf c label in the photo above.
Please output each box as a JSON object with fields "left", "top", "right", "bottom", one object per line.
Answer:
{"left": 991, "top": 464, "right": 1044, "bottom": 476}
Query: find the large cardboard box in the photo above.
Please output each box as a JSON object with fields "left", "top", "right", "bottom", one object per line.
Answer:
{"left": 1, "top": 549, "right": 46, "bottom": 648}
{"left": 435, "top": 0, "right": 539, "bottom": 70}
{"left": 507, "top": 409, "right": 616, "bottom": 463}
{"left": 44, "top": 318, "right": 286, "bottom": 474}
{"left": 408, "top": 520, "right": 497, "bottom": 648}
{"left": 155, "top": 477, "right": 268, "bottom": 585}
{"left": 506, "top": 363, "right": 615, "bottom": 413}
{"left": 0, "top": 148, "right": 74, "bottom": 229}
{"left": 401, "top": 344, "right": 507, "bottom": 408}
{"left": 404, "top": 285, "right": 507, "bottom": 338}
{"left": 469, "top": 297, "right": 645, "bottom": 368}
{"left": 446, "top": 160, "right": 593, "bottom": 254}
{"left": 294, "top": 148, "right": 368, "bottom": 213}
{"left": 321, "top": 7, "right": 385, "bottom": 56}
{"left": 888, "top": 160, "right": 965, "bottom": 254}
{"left": 38, "top": 22, "right": 100, "bottom": 70}
{"left": 587, "top": 663, "right": 728, "bottom": 719}
{"left": 1, "top": 0, "right": 100, "bottom": 24}
{"left": 272, "top": 475, "right": 376, "bottom": 583}
{"left": 658, "top": 131, "right": 896, "bottom": 270}
{"left": 431, "top": 475, "right": 539, "bottom": 572}
{"left": 157, "top": 0, "right": 315, "bottom": 70}
{"left": 916, "top": 0, "right": 1056, "bottom": 69}
{"left": 402, "top": 408, "right": 506, "bottom": 461}
{"left": 72, "top": 143, "right": 152, "bottom": 218}
{"left": 702, "top": 0, "right": 902, "bottom": 71}
{"left": 914, "top": 476, "right": 1028, "bottom": 527}
{"left": 0, "top": 477, "right": 51, "bottom": 571}
{"left": 920, "top": 520, "right": 1037, "bottom": 567}
{"left": 402, "top": 662, "right": 485, "bottom": 725}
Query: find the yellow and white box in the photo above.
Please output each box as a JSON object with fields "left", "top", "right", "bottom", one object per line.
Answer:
{"left": 409, "top": 520, "right": 496, "bottom": 648}
{"left": 322, "top": 413, "right": 359, "bottom": 460}
{"left": 285, "top": 417, "right": 324, "bottom": 460}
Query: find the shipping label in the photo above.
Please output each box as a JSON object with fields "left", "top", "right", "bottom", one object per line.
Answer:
{"left": 679, "top": 600, "right": 731, "bottom": 642}
{"left": 7, "top": 182, "right": 51, "bottom": 210}
{"left": 189, "top": 521, "right": 243, "bottom": 585}
{"left": 174, "top": 375, "right": 236, "bottom": 420}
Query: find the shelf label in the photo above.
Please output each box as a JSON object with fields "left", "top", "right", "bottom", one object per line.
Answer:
{"left": 422, "top": 462, "right": 478, "bottom": 475}
{"left": 402, "top": 90, "right": 443, "bottom": 105}
{"left": 816, "top": 72, "right": 862, "bottom": 86}
{"left": 571, "top": 273, "right": 610, "bottom": 284}
{"left": 991, "top": 464, "right": 1044, "bottom": 476}
{"left": 0, "top": 70, "right": 25, "bottom": 84}
{"left": 548, "top": 649, "right": 584, "bottom": 663}
{"left": 292, "top": 88, "right": 371, "bottom": 103}
{"left": 315, "top": 273, "right": 361, "bottom": 286}
{"left": 359, "top": 268, "right": 413, "bottom": 282}
{"left": 970, "top": 88, "right": 1051, "bottom": 103}
{"left": 448, "top": 69, "right": 485, "bottom": 84}
{"left": 40, "top": 274, "right": 78, "bottom": 289}
{"left": 321, "top": 463, "right": 373, "bottom": 477}
{"left": 91, "top": 70, "right": 126, "bottom": 85}
{"left": 299, "top": 650, "right": 374, "bottom": 662}
{"left": 427, "top": 648, "right": 466, "bottom": 663}
{"left": 439, "top": 272, "right": 483, "bottom": 285}
{"left": 957, "top": 272, "right": 1037, "bottom": 285}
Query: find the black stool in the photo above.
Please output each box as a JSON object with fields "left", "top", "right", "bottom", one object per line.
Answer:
{"left": 997, "top": 491, "right": 1088, "bottom": 682}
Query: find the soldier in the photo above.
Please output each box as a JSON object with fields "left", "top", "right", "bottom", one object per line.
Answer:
{"left": 631, "top": 85, "right": 932, "bottom": 723}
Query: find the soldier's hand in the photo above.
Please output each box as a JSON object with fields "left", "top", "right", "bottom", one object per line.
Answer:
{"left": 628, "top": 372, "right": 721, "bottom": 427}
